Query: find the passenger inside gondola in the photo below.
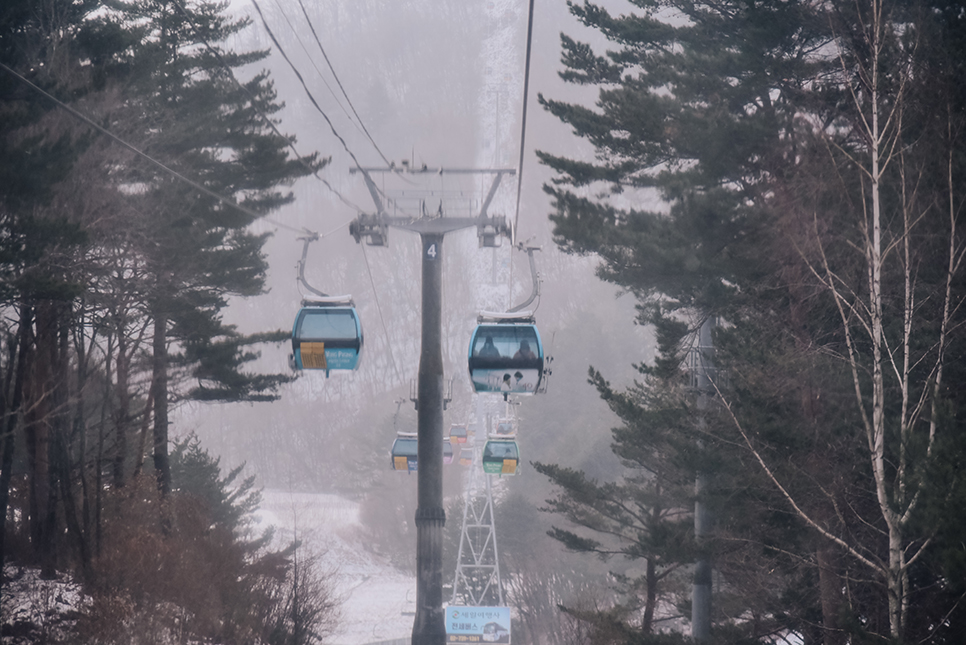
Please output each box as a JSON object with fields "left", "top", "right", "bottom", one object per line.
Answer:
{"left": 513, "top": 340, "right": 535, "bottom": 360}
{"left": 478, "top": 336, "right": 500, "bottom": 357}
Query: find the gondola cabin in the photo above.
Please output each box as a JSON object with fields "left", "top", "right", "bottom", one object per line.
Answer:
{"left": 459, "top": 448, "right": 473, "bottom": 467}
{"left": 450, "top": 424, "right": 468, "bottom": 444}
{"left": 291, "top": 299, "right": 363, "bottom": 374}
{"left": 443, "top": 441, "right": 454, "bottom": 465}
{"left": 468, "top": 314, "right": 543, "bottom": 395}
{"left": 391, "top": 433, "right": 418, "bottom": 472}
{"left": 482, "top": 436, "right": 519, "bottom": 476}
{"left": 496, "top": 421, "right": 515, "bottom": 435}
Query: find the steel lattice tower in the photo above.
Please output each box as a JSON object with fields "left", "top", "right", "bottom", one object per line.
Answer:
{"left": 450, "top": 407, "right": 506, "bottom": 607}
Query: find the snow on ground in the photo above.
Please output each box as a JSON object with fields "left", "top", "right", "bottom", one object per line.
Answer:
{"left": 254, "top": 490, "right": 415, "bottom": 645}
{"left": 1, "top": 565, "right": 88, "bottom": 644}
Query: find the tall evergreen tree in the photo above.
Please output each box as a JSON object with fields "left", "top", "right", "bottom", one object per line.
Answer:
{"left": 88, "top": 0, "right": 322, "bottom": 495}
{"left": 539, "top": 0, "right": 966, "bottom": 642}
{"left": 1, "top": 0, "right": 322, "bottom": 585}
{"left": 0, "top": 0, "right": 105, "bottom": 581}
{"left": 533, "top": 316, "right": 696, "bottom": 638}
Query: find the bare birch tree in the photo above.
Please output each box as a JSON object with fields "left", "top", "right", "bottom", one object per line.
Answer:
{"left": 709, "top": 1, "right": 966, "bottom": 639}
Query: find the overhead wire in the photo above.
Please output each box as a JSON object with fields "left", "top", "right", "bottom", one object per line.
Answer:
{"left": 293, "top": 0, "right": 394, "bottom": 168}
{"left": 512, "top": 0, "right": 536, "bottom": 243}
{"left": 267, "top": 0, "right": 361, "bottom": 133}
{"left": 250, "top": 0, "right": 390, "bottom": 206}
{"left": 361, "top": 243, "right": 404, "bottom": 386}
{"left": 0, "top": 60, "right": 308, "bottom": 235}
{"left": 167, "top": 0, "right": 366, "bottom": 215}
{"left": 505, "top": 0, "right": 537, "bottom": 310}
{"left": 265, "top": 0, "right": 416, "bottom": 188}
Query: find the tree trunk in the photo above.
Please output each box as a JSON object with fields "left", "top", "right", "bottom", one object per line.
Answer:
{"left": 887, "top": 524, "right": 904, "bottom": 640}
{"left": 95, "top": 331, "right": 114, "bottom": 558}
{"left": 29, "top": 300, "right": 56, "bottom": 577}
{"left": 643, "top": 556, "right": 656, "bottom": 633}
{"left": 816, "top": 542, "right": 846, "bottom": 645}
{"left": 0, "top": 304, "right": 33, "bottom": 589}
{"left": 112, "top": 331, "right": 130, "bottom": 489}
{"left": 152, "top": 313, "right": 170, "bottom": 498}
{"left": 53, "top": 302, "right": 91, "bottom": 578}
{"left": 72, "top": 306, "right": 93, "bottom": 577}
{"left": 132, "top": 394, "right": 153, "bottom": 479}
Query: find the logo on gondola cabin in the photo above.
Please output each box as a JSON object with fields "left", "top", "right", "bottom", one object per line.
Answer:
{"left": 300, "top": 342, "right": 327, "bottom": 370}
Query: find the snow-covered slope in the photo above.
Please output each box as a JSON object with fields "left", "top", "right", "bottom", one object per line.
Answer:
{"left": 255, "top": 490, "right": 416, "bottom": 645}
{"left": 1, "top": 491, "right": 414, "bottom": 645}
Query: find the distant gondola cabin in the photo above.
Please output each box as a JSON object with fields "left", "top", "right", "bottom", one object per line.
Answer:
{"left": 391, "top": 433, "right": 418, "bottom": 472}
{"left": 443, "top": 441, "right": 454, "bottom": 465}
{"left": 291, "top": 301, "right": 362, "bottom": 373}
{"left": 496, "top": 421, "right": 514, "bottom": 435}
{"left": 482, "top": 438, "right": 519, "bottom": 476}
{"left": 468, "top": 318, "right": 543, "bottom": 395}
{"left": 450, "top": 424, "right": 468, "bottom": 444}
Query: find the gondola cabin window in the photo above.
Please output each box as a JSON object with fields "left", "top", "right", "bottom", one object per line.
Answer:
{"left": 299, "top": 309, "right": 358, "bottom": 340}
{"left": 468, "top": 323, "right": 543, "bottom": 394}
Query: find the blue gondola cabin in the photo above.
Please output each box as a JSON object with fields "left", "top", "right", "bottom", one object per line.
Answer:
{"left": 468, "top": 316, "right": 543, "bottom": 395}
{"left": 291, "top": 300, "right": 363, "bottom": 375}
{"left": 391, "top": 433, "right": 418, "bottom": 472}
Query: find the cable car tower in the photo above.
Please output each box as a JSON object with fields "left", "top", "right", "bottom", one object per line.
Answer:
{"left": 349, "top": 164, "right": 513, "bottom": 645}
{"left": 450, "top": 401, "right": 514, "bottom": 607}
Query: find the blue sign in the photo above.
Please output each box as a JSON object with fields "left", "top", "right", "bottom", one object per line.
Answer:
{"left": 446, "top": 606, "right": 511, "bottom": 643}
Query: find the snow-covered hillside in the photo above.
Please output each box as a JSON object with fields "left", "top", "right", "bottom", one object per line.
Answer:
{"left": 255, "top": 490, "right": 416, "bottom": 645}
{"left": 1, "top": 491, "right": 415, "bottom": 645}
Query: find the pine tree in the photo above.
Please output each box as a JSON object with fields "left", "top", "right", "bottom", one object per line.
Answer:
{"left": 539, "top": 0, "right": 966, "bottom": 641}
{"left": 89, "top": 0, "right": 322, "bottom": 496}
{"left": 533, "top": 315, "right": 696, "bottom": 637}
{"left": 0, "top": 0, "right": 106, "bottom": 582}
{"left": 0, "top": 0, "right": 323, "bottom": 586}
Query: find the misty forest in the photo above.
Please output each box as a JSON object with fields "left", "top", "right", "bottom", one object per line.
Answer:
{"left": 2, "top": 0, "right": 966, "bottom": 644}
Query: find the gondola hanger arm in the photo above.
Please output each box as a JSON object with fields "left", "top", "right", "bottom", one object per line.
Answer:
{"left": 297, "top": 231, "right": 353, "bottom": 304}
{"left": 507, "top": 243, "right": 541, "bottom": 314}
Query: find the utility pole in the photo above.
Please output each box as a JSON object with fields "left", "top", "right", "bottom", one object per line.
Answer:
{"left": 414, "top": 230, "right": 446, "bottom": 643}
{"left": 349, "top": 165, "right": 513, "bottom": 645}
{"left": 691, "top": 316, "right": 715, "bottom": 641}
